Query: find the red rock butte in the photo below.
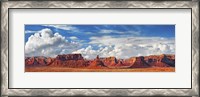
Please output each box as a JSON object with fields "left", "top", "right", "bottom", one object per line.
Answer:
{"left": 25, "top": 54, "right": 175, "bottom": 69}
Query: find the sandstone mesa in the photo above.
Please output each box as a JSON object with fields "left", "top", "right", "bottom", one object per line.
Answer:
{"left": 25, "top": 54, "right": 175, "bottom": 69}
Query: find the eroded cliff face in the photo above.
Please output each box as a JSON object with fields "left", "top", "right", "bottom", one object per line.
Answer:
{"left": 25, "top": 56, "right": 54, "bottom": 67}
{"left": 103, "top": 57, "right": 118, "bottom": 67}
{"left": 88, "top": 55, "right": 106, "bottom": 69}
{"left": 144, "top": 54, "right": 175, "bottom": 67}
{"left": 126, "top": 57, "right": 150, "bottom": 68}
{"left": 55, "top": 54, "right": 84, "bottom": 61}
{"left": 50, "top": 54, "right": 89, "bottom": 68}
{"left": 25, "top": 54, "right": 175, "bottom": 68}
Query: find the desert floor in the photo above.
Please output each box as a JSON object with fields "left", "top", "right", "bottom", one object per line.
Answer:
{"left": 25, "top": 67, "right": 175, "bottom": 72}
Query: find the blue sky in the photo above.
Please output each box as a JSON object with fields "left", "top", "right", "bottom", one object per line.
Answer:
{"left": 25, "top": 25, "right": 175, "bottom": 42}
{"left": 25, "top": 25, "right": 175, "bottom": 58}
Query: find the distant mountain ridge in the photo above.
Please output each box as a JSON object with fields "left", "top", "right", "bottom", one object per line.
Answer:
{"left": 25, "top": 54, "right": 175, "bottom": 68}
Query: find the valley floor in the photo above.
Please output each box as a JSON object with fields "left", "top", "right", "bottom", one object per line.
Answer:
{"left": 25, "top": 67, "right": 175, "bottom": 72}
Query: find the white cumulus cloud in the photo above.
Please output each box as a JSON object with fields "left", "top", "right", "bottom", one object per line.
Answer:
{"left": 25, "top": 28, "right": 80, "bottom": 57}
{"left": 73, "top": 36, "right": 175, "bottom": 59}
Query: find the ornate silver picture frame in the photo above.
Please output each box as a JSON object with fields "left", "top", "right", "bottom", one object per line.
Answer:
{"left": 1, "top": 1, "right": 199, "bottom": 96}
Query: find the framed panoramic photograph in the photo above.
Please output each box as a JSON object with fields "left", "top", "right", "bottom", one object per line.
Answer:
{"left": 1, "top": 0, "right": 199, "bottom": 97}
{"left": 25, "top": 24, "right": 175, "bottom": 72}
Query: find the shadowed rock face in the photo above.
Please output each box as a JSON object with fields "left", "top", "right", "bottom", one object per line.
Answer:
{"left": 50, "top": 60, "right": 89, "bottom": 68}
{"left": 88, "top": 55, "right": 106, "bottom": 69}
{"left": 25, "top": 54, "right": 175, "bottom": 68}
{"left": 56, "top": 54, "right": 84, "bottom": 61}
{"left": 144, "top": 54, "right": 175, "bottom": 67}
{"left": 50, "top": 54, "right": 89, "bottom": 68}
{"left": 103, "top": 57, "right": 118, "bottom": 67}
{"left": 126, "top": 57, "right": 150, "bottom": 68}
{"left": 25, "top": 56, "right": 54, "bottom": 67}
